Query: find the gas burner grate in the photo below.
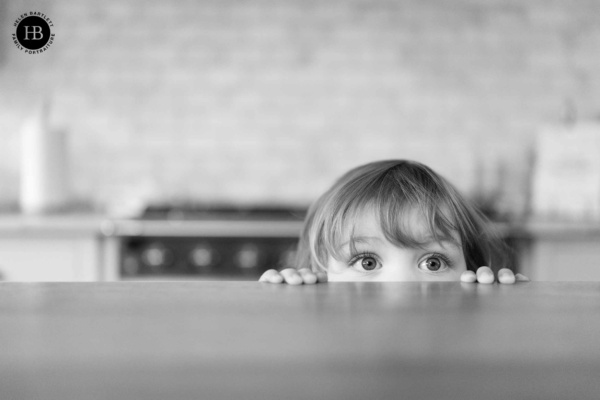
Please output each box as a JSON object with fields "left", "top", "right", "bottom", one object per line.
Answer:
{"left": 139, "top": 204, "right": 307, "bottom": 221}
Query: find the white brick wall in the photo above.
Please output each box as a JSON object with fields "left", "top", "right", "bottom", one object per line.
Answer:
{"left": 2, "top": 0, "right": 600, "bottom": 216}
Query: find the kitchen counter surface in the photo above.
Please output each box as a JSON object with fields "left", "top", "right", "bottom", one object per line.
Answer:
{"left": 0, "top": 214, "right": 108, "bottom": 237}
{"left": 2, "top": 213, "right": 600, "bottom": 239}
{"left": 0, "top": 214, "right": 304, "bottom": 237}
{"left": 1, "top": 281, "right": 599, "bottom": 399}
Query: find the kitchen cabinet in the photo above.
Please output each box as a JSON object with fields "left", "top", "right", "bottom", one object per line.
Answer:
{"left": 0, "top": 215, "right": 110, "bottom": 282}
{"left": 0, "top": 236, "right": 98, "bottom": 281}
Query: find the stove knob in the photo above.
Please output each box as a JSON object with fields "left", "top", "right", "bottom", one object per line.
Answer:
{"left": 234, "top": 244, "right": 260, "bottom": 270}
{"left": 190, "top": 244, "right": 218, "bottom": 269}
{"left": 122, "top": 254, "right": 141, "bottom": 276}
{"left": 141, "top": 243, "right": 172, "bottom": 271}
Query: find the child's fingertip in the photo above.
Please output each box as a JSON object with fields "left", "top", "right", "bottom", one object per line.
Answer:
{"left": 285, "top": 274, "right": 303, "bottom": 285}
{"left": 259, "top": 272, "right": 273, "bottom": 283}
{"left": 498, "top": 268, "right": 515, "bottom": 284}
{"left": 476, "top": 267, "right": 495, "bottom": 284}
{"left": 460, "top": 271, "right": 476, "bottom": 283}
{"left": 301, "top": 274, "right": 317, "bottom": 285}
{"left": 499, "top": 275, "right": 516, "bottom": 284}
{"left": 515, "top": 273, "right": 530, "bottom": 282}
{"left": 298, "top": 268, "right": 316, "bottom": 284}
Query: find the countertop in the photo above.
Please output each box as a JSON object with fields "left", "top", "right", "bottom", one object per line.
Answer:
{"left": 1, "top": 281, "right": 600, "bottom": 399}
{"left": 0, "top": 214, "right": 304, "bottom": 237}
{"left": 0, "top": 214, "right": 109, "bottom": 237}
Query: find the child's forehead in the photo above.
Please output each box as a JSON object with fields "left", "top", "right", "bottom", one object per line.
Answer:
{"left": 343, "top": 206, "right": 428, "bottom": 238}
{"left": 340, "top": 204, "right": 460, "bottom": 245}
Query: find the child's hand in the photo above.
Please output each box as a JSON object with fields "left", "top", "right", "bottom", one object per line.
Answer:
{"left": 259, "top": 266, "right": 528, "bottom": 285}
{"left": 460, "top": 267, "right": 529, "bottom": 284}
{"left": 258, "top": 268, "right": 328, "bottom": 285}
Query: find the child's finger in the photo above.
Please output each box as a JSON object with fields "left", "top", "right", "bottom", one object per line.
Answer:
{"left": 476, "top": 266, "right": 495, "bottom": 284}
{"left": 460, "top": 270, "right": 477, "bottom": 283}
{"left": 498, "top": 268, "right": 516, "bottom": 284}
{"left": 280, "top": 268, "right": 303, "bottom": 285}
{"left": 258, "top": 269, "right": 283, "bottom": 283}
{"left": 315, "top": 271, "right": 328, "bottom": 283}
{"left": 298, "top": 268, "right": 318, "bottom": 284}
{"left": 515, "top": 273, "right": 530, "bottom": 282}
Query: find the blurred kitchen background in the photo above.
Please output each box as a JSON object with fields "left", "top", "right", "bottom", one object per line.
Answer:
{"left": 1, "top": 0, "right": 600, "bottom": 282}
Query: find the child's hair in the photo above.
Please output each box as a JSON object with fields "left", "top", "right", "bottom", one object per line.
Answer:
{"left": 294, "top": 159, "right": 508, "bottom": 273}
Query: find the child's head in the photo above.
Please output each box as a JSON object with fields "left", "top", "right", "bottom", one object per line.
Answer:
{"left": 295, "top": 160, "right": 507, "bottom": 281}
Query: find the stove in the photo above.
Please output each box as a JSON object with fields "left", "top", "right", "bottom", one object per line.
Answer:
{"left": 116, "top": 205, "right": 306, "bottom": 280}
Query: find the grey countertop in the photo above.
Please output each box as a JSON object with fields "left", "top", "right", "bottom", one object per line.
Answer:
{"left": 0, "top": 214, "right": 108, "bottom": 237}
{"left": 1, "top": 281, "right": 600, "bottom": 399}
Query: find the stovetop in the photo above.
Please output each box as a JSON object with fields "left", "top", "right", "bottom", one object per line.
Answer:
{"left": 138, "top": 205, "right": 307, "bottom": 221}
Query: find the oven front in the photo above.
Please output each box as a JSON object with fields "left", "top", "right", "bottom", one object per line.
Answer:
{"left": 112, "top": 208, "right": 305, "bottom": 281}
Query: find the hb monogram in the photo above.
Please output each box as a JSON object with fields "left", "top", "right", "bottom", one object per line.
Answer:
{"left": 23, "top": 26, "right": 44, "bottom": 40}
{"left": 13, "top": 14, "right": 54, "bottom": 52}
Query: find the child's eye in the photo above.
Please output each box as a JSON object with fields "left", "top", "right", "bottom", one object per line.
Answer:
{"left": 418, "top": 254, "right": 451, "bottom": 273}
{"left": 349, "top": 253, "right": 382, "bottom": 272}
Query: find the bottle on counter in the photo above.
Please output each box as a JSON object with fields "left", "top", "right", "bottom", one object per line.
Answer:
{"left": 19, "top": 99, "right": 69, "bottom": 214}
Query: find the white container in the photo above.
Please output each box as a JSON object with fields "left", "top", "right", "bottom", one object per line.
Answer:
{"left": 531, "top": 122, "right": 600, "bottom": 221}
{"left": 19, "top": 101, "right": 69, "bottom": 214}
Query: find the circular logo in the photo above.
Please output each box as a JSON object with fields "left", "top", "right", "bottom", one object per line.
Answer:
{"left": 12, "top": 12, "right": 55, "bottom": 54}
